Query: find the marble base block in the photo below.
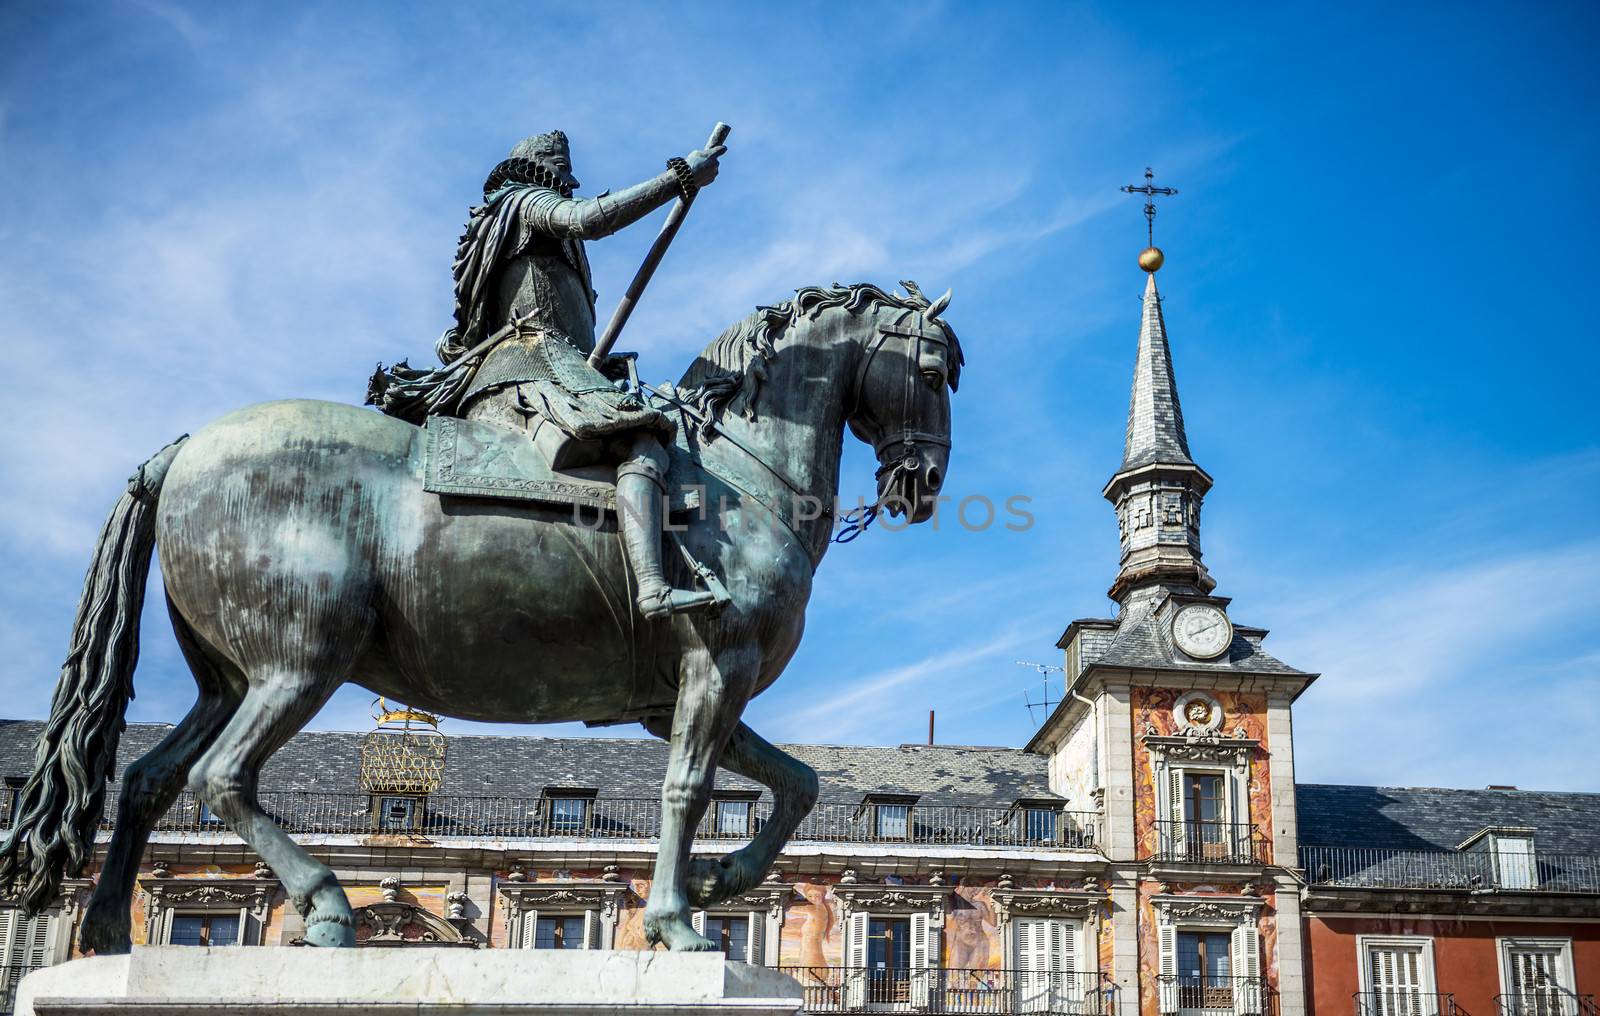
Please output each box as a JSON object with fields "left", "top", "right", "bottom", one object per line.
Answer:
{"left": 14, "top": 948, "right": 804, "bottom": 1015}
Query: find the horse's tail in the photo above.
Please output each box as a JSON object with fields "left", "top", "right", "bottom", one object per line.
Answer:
{"left": 0, "top": 435, "right": 187, "bottom": 913}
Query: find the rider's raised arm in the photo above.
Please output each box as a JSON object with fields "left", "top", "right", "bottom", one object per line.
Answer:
{"left": 522, "top": 173, "right": 680, "bottom": 241}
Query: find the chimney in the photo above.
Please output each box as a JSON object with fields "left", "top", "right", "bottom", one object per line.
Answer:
{"left": 928, "top": 710, "right": 935, "bottom": 746}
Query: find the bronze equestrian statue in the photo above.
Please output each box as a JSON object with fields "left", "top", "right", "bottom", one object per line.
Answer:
{"left": 0, "top": 128, "right": 963, "bottom": 957}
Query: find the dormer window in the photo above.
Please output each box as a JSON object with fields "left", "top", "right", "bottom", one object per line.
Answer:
{"left": 863, "top": 795, "right": 917, "bottom": 840}
{"left": 710, "top": 791, "right": 759, "bottom": 837}
{"left": 543, "top": 788, "right": 597, "bottom": 835}
{"left": 1012, "top": 800, "right": 1064, "bottom": 845}
{"left": 1459, "top": 827, "right": 1539, "bottom": 890}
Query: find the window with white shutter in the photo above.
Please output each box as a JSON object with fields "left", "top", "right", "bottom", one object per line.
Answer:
{"left": 1364, "top": 941, "right": 1431, "bottom": 1016}
{"left": 844, "top": 912, "right": 870, "bottom": 1008}
{"left": 1016, "top": 918, "right": 1083, "bottom": 1013}
{"left": 1494, "top": 837, "right": 1538, "bottom": 890}
{"left": 746, "top": 912, "right": 766, "bottom": 966}
{"left": 1158, "top": 924, "right": 1180, "bottom": 1014}
{"left": 1231, "top": 923, "right": 1261, "bottom": 1016}
{"left": 1500, "top": 939, "right": 1575, "bottom": 1016}
{"left": 909, "top": 912, "right": 933, "bottom": 1007}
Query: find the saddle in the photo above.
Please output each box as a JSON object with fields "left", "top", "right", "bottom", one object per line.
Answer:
{"left": 421, "top": 414, "right": 702, "bottom": 519}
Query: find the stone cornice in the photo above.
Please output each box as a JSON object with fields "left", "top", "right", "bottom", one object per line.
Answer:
{"left": 139, "top": 875, "right": 278, "bottom": 918}
{"left": 354, "top": 900, "right": 476, "bottom": 947}
{"left": 833, "top": 883, "right": 951, "bottom": 924}
{"left": 1151, "top": 893, "right": 1263, "bottom": 926}
{"left": 991, "top": 887, "right": 1103, "bottom": 926}
{"left": 496, "top": 881, "right": 633, "bottom": 922}
{"left": 0, "top": 877, "right": 93, "bottom": 914}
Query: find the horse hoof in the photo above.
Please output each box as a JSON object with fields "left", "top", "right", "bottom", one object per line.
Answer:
{"left": 79, "top": 908, "right": 133, "bottom": 956}
{"left": 687, "top": 854, "right": 759, "bottom": 909}
{"left": 303, "top": 912, "right": 356, "bottom": 947}
{"left": 643, "top": 909, "right": 716, "bottom": 952}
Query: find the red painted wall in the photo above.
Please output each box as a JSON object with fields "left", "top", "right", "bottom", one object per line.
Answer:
{"left": 1308, "top": 916, "right": 1600, "bottom": 1016}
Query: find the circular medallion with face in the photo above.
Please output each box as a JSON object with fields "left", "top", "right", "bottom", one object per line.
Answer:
{"left": 1173, "top": 603, "right": 1233, "bottom": 660}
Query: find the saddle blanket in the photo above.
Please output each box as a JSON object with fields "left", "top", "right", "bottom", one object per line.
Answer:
{"left": 422, "top": 415, "right": 701, "bottom": 516}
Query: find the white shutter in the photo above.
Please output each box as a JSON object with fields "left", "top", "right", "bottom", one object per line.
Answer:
{"left": 1496, "top": 838, "right": 1537, "bottom": 889}
{"left": 1055, "top": 919, "right": 1079, "bottom": 1002}
{"left": 747, "top": 912, "right": 766, "bottom": 966}
{"left": 1508, "top": 947, "right": 1563, "bottom": 1013}
{"left": 1016, "top": 919, "right": 1049, "bottom": 1013}
{"left": 1168, "top": 769, "right": 1187, "bottom": 857}
{"left": 692, "top": 911, "right": 706, "bottom": 936}
{"left": 583, "top": 909, "right": 601, "bottom": 950}
{"left": 519, "top": 909, "right": 538, "bottom": 949}
{"left": 909, "top": 911, "right": 932, "bottom": 1007}
{"left": 1368, "top": 945, "right": 1425, "bottom": 1016}
{"left": 1232, "top": 924, "right": 1261, "bottom": 1016}
{"left": 845, "top": 912, "right": 870, "bottom": 1008}
{"left": 1158, "top": 925, "right": 1179, "bottom": 1014}
{"left": 0, "top": 910, "right": 16, "bottom": 967}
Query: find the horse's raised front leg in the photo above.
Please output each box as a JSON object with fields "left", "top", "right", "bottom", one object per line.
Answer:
{"left": 645, "top": 721, "right": 818, "bottom": 910}
{"left": 643, "top": 642, "right": 757, "bottom": 951}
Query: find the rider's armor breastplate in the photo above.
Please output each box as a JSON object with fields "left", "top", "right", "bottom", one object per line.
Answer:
{"left": 466, "top": 234, "right": 599, "bottom": 401}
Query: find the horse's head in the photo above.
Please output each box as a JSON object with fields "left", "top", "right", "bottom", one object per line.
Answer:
{"left": 847, "top": 282, "right": 963, "bottom": 524}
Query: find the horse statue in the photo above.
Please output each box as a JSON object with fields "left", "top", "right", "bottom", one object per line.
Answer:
{"left": 0, "top": 280, "right": 962, "bottom": 955}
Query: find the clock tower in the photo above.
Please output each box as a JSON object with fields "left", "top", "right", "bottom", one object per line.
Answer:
{"left": 1026, "top": 177, "right": 1318, "bottom": 1016}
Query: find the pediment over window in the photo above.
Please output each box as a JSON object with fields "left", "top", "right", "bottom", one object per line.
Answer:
{"left": 138, "top": 876, "right": 278, "bottom": 918}
{"left": 833, "top": 883, "right": 950, "bottom": 924}
{"left": 1150, "top": 893, "right": 1263, "bottom": 927}
{"left": 1142, "top": 726, "right": 1259, "bottom": 773}
{"left": 497, "top": 880, "right": 633, "bottom": 923}
{"left": 355, "top": 900, "right": 474, "bottom": 947}
{"left": 991, "top": 887, "right": 1102, "bottom": 927}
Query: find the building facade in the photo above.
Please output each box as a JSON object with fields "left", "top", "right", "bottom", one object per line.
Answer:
{"left": 0, "top": 258, "right": 1595, "bottom": 1015}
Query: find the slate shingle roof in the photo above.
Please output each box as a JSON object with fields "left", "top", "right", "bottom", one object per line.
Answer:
{"left": 1119, "top": 274, "right": 1195, "bottom": 473}
{"left": 0, "top": 720, "right": 1057, "bottom": 808}
{"left": 1297, "top": 783, "right": 1600, "bottom": 854}
{"left": 1086, "top": 604, "right": 1306, "bottom": 677}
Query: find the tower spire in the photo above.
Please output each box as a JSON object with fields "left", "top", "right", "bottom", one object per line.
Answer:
{"left": 1104, "top": 171, "right": 1215, "bottom": 610}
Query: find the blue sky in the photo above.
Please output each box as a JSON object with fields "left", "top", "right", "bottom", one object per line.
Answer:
{"left": 1, "top": 2, "right": 1596, "bottom": 792}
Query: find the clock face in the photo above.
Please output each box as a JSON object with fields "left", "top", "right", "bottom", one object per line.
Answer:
{"left": 1173, "top": 604, "right": 1232, "bottom": 659}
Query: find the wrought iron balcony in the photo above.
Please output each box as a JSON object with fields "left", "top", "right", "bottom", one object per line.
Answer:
{"left": 778, "top": 967, "right": 1114, "bottom": 1015}
{"left": 1354, "top": 991, "right": 1458, "bottom": 1016}
{"left": 1152, "top": 820, "right": 1268, "bottom": 865}
{"left": 1495, "top": 993, "right": 1599, "bottom": 1016}
{"left": 10, "top": 791, "right": 1099, "bottom": 852}
{"left": 1156, "top": 974, "right": 1274, "bottom": 1015}
{"left": 1301, "top": 846, "right": 1600, "bottom": 894}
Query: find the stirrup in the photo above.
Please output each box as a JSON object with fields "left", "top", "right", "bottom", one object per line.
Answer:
{"left": 637, "top": 584, "right": 721, "bottom": 620}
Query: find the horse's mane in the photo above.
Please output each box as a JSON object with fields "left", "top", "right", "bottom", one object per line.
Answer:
{"left": 675, "top": 281, "right": 962, "bottom": 438}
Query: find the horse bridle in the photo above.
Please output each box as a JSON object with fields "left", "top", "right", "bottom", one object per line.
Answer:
{"left": 848, "top": 311, "right": 954, "bottom": 487}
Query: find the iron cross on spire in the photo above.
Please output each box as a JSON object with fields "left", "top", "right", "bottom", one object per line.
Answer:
{"left": 1121, "top": 167, "right": 1179, "bottom": 248}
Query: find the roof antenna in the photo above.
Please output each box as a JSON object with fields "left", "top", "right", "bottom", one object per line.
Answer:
{"left": 1017, "top": 661, "right": 1064, "bottom": 727}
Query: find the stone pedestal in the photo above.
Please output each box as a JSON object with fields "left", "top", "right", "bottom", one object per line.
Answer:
{"left": 15, "top": 948, "right": 803, "bottom": 1015}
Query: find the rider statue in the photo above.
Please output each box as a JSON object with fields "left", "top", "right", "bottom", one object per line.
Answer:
{"left": 376, "top": 131, "right": 727, "bottom": 621}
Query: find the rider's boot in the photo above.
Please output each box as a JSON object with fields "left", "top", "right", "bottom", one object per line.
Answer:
{"left": 617, "top": 438, "right": 720, "bottom": 621}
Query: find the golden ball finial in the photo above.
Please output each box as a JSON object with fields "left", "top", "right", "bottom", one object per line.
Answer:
{"left": 1139, "top": 246, "right": 1164, "bottom": 273}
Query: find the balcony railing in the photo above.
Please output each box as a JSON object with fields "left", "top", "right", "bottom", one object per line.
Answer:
{"left": 1152, "top": 820, "right": 1268, "bottom": 865}
{"left": 1157, "top": 974, "right": 1274, "bottom": 1015}
{"left": 1354, "top": 991, "right": 1458, "bottom": 1016}
{"left": 1302, "top": 846, "right": 1600, "bottom": 894}
{"left": 0, "top": 791, "right": 1099, "bottom": 852}
{"left": 1, "top": 964, "right": 40, "bottom": 1016}
{"left": 778, "top": 967, "right": 1114, "bottom": 1015}
{"left": 1496, "top": 993, "right": 1599, "bottom": 1016}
